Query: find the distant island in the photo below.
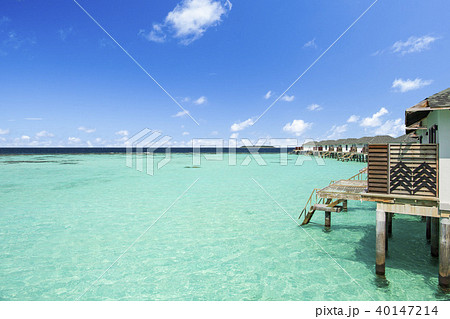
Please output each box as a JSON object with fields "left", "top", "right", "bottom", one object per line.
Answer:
{"left": 239, "top": 145, "right": 275, "bottom": 148}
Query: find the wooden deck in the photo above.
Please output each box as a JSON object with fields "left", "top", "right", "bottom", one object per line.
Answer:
{"left": 315, "top": 179, "right": 441, "bottom": 217}
{"left": 317, "top": 179, "right": 367, "bottom": 200}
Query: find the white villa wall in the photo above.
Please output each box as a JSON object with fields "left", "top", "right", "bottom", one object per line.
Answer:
{"left": 303, "top": 144, "right": 315, "bottom": 151}
{"left": 437, "top": 110, "right": 450, "bottom": 211}
{"left": 417, "top": 110, "right": 450, "bottom": 211}
{"left": 356, "top": 144, "right": 365, "bottom": 153}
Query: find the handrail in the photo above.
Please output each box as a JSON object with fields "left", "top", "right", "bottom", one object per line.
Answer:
{"left": 348, "top": 166, "right": 368, "bottom": 180}
{"left": 299, "top": 167, "right": 368, "bottom": 220}
{"left": 298, "top": 188, "right": 320, "bottom": 219}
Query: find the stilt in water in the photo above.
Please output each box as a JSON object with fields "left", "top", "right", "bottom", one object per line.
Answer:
{"left": 385, "top": 213, "right": 390, "bottom": 251}
{"left": 387, "top": 213, "right": 393, "bottom": 237}
{"left": 376, "top": 209, "right": 386, "bottom": 276}
{"left": 426, "top": 217, "right": 431, "bottom": 240}
{"left": 343, "top": 200, "right": 348, "bottom": 212}
{"left": 325, "top": 211, "right": 331, "bottom": 230}
{"left": 439, "top": 218, "right": 450, "bottom": 289}
{"left": 431, "top": 217, "right": 440, "bottom": 257}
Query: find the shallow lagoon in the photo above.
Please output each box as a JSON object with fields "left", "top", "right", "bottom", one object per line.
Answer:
{"left": 0, "top": 154, "right": 448, "bottom": 300}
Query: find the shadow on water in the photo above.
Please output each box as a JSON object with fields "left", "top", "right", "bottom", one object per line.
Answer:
{"left": 373, "top": 275, "right": 390, "bottom": 289}
{"left": 305, "top": 205, "right": 450, "bottom": 299}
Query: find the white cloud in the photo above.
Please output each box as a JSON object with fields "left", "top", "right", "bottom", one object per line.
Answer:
{"left": 392, "top": 35, "right": 438, "bottom": 55}
{"left": 231, "top": 118, "right": 254, "bottom": 132}
{"left": 21, "top": 135, "right": 30, "bottom": 140}
{"left": 264, "top": 91, "right": 272, "bottom": 99}
{"left": 0, "top": 128, "right": 9, "bottom": 135}
{"left": 194, "top": 96, "right": 207, "bottom": 105}
{"left": 172, "top": 110, "right": 190, "bottom": 117}
{"left": 283, "top": 119, "right": 312, "bottom": 136}
{"left": 303, "top": 38, "right": 317, "bottom": 49}
{"left": 58, "top": 27, "right": 73, "bottom": 41}
{"left": 139, "top": 24, "right": 166, "bottom": 43}
{"left": 36, "top": 130, "right": 54, "bottom": 138}
{"left": 24, "top": 118, "right": 42, "bottom": 121}
{"left": 360, "top": 107, "right": 388, "bottom": 127}
{"left": 182, "top": 131, "right": 190, "bottom": 136}
{"left": 230, "top": 132, "right": 239, "bottom": 139}
{"left": 115, "top": 130, "right": 129, "bottom": 136}
{"left": 307, "top": 103, "right": 322, "bottom": 111}
{"left": 371, "top": 49, "right": 384, "bottom": 56}
{"left": 347, "top": 115, "right": 360, "bottom": 123}
{"left": 98, "top": 37, "right": 115, "bottom": 48}
{"left": 281, "top": 95, "right": 295, "bottom": 102}
{"left": 78, "top": 126, "right": 96, "bottom": 133}
{"left": 327, "top": 124, "right": 347, "bottom": 139}
{"left": 143, "top": 0, "right": 232, "bottom": 45}
{"left": 68, "top": 137, "right": 81, "bottom": 143}
{"left": 375, "top": 118, "right": 405, "bottom": 137}
{"left": 3, "top": 31, "right": 36, "bottom": 51}
{"left": 392, "top": 78, "right": 432, "bottom": 93}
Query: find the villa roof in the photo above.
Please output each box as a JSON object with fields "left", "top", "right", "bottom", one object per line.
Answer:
{"left": 406, "top": 87, "right": 450, "bottom": 131}
{"left": 362, "top": 135, "right": 396, "bottom": 144}
{"left": 392, "top": 134, "right": 419, "bottom": 144}
{"left": 315, "top": 135, "right": 396, "bottom": 146}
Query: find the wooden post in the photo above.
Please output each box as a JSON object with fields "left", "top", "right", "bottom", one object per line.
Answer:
{"left": 426, "top": 217, "right": 431, "bottom": 240}
{"left": 439, "top": 218, "right": 450, "bottom": 289}
{"left": 385, "top": 217, "right": 389, "bottom": 252}
{"left": 387, "top": 213, "right": 393, "bottom": 237}
{"left": 325, "top": 211, "right": 331, "bottom": 229}
{"left": 431, "top": 217, "right": 439, "bottom": 257}
{"left": 343, "top": 200, "right": 348, "bottom": 212}
{"left": 376, "top": 209, "right": 386, "bottom": 276}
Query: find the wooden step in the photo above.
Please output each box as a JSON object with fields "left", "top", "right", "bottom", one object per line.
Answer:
{"left": 301, "top": 208, "right": 316, "bottom": 225}
{"left": 313, "top": 204, "right": 343, "bottom": 212}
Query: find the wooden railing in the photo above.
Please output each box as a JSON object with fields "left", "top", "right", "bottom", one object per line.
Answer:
{"left": 368, "top": 144, "right": 438, "bottom": 197}
{"left": 348, "top": 166, "right": 368, "bottom": 181}
{"left": 299, "top": 167, "right": 368, "bottom": 219}
{"left": 299, "top": 188, "right": 323, "bottom": 219}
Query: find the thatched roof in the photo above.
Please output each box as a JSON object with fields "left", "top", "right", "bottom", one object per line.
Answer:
{"left": 302, "top": 140, "right": 318, "bottom": 146}
{"left": 392, "top": 134, "right": 418, "bottom": 143}
{"left": 314, "top": 135, "right": 414, "bottom": 146}
{"left": 406, "top": 87, "right": 450, "bottom": 132}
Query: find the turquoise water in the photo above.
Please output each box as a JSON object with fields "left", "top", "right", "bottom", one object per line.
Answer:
{"left": 0, "top": 153, "right": 448, "bottom": 301}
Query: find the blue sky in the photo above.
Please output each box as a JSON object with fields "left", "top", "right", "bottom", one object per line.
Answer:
{"left": 1, "top": 0, "right": 449, "bottom": 147}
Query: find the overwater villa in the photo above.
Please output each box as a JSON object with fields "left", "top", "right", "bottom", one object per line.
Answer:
{"left": 294, "top": 135, "right": 418, "bottom": 162}
{"left": 299, "top": 87, "right": 450, "bottom": 289}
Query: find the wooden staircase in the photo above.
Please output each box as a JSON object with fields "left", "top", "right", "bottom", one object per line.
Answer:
{"left": 299, "top": 196, "right": 344, "bottom": 225}
{"left": 339, "top": 152, "right": 355, "bottom": 162}
{"left": 298, "top": 167, "right": 367, "bottom": 226}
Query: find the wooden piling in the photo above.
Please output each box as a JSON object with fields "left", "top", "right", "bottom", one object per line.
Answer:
{"left": 385, "top": 217, "right": 389, "bottom": 251}
{"left": 343, "top": 200, "right": 348, "bottom": 212}
{"left": 439, "top": 218, "right": 450, "bottom": 289}
{"left": 426, "top": 217, "right": 431, "bottom": 240}
{"left": 325, "top": 211, "right": 331, "bottom": 229}
{"left": 387, "top": 213, "right": 393, "bottom": 237}
{"left": 376, "top": 209, "right": 386, "bottom": 276}
{"left": 431, "top": 217, "right": 440, "bottom": 257}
